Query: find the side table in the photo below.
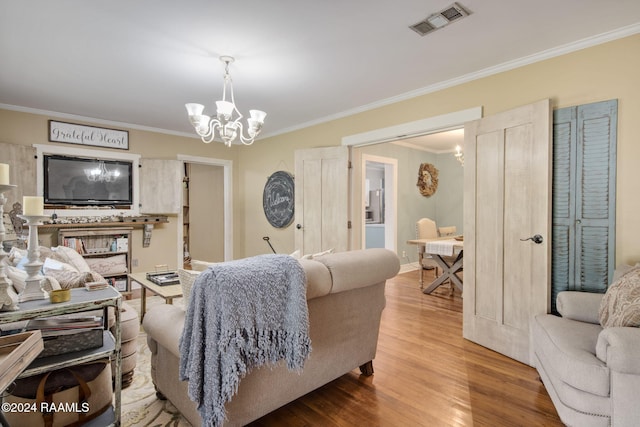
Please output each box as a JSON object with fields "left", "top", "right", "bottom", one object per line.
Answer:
{"left": 128, "top": 272, "right": 182, "bottom": 321}
{"left": 0, "top": 286, "right": 122, "bottom": 426}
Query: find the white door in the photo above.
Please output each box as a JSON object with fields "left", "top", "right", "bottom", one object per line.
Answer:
{"left": 463, "top": 99, "right": 552, "bottom": 366}
{"left": 294, "top": 146, "right": 350, "bottom": 255}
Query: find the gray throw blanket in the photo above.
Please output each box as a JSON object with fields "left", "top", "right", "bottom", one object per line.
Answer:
{"left": 178, "top": 254, "right": 311, "bottom": 427}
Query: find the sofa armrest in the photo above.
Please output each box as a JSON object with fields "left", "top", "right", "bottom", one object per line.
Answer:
{"left": 556, "top": 291, "right": 603, "bottom": 324}
{"left": 596, "top": 327, "right": 640, "bottom": 374}
{"left": 314, "top": 248, "right": 400, "bottom": 294}
{"left": 142, "top": 304, "right": 185, "bottom": 358}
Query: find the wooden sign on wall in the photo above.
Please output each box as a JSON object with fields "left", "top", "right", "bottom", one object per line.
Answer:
{"left": 263, "top": 171, "right": 295, "bottom": 228}
{"left": 49, "top": 120, "right": 129, "bottom": 150}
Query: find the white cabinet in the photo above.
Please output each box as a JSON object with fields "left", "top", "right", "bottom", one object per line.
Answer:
{"left": 139, "top": 159, "right": 182, "bottom": 214}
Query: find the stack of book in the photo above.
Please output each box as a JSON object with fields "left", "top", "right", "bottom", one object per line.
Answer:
{"left": 26, "top": 316, "right": 104, "bottom": 359}
{"left": 146, "top": 271, "right": 180, "bottom": 286}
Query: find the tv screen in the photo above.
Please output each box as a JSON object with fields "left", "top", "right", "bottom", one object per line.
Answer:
{"left": 44, "top": 155, "right": 133, "bottom": 206}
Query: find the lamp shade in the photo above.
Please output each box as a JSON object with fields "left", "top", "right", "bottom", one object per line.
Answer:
{"left": 249, "top": 110, "right": 267, "bottom": 123}
{"left": 216, "top": 101, "right": 235, "bottom": 119}
{"left": 185, "top": 103, "right": 205, "bottom": 117}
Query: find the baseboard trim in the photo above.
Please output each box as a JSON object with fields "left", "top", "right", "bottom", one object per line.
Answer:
{"left": 399, "top": 263, "right": 420, "bottom": 274}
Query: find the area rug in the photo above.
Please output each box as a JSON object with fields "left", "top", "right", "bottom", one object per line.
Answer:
{"left": 121, "top": 297, "right": 192, "bottom": 427}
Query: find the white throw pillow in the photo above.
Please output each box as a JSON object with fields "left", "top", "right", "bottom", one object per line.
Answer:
{"left": 52, "top": 246, "right": 92, "bottom": 273}
{"left": 190, "top": 260, "right": 217, "bottom": 272}
{"left": 178, "top": 268, "right": 201, "bottom": 304}
{"left": 43, "top": 257, "right": 78, "bottom": 273}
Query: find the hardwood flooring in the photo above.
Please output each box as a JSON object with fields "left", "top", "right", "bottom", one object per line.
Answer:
{"left": 248, "top": 269, "right": 563, "bottom": 427}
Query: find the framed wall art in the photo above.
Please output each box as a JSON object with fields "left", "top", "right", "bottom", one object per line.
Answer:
{"left": 49, "top": 120, "right": 129, "bottom": 150}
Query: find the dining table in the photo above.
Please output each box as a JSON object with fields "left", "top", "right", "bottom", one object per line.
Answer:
{"left": 407, "top": 237, "right": 464, "bottom": 294}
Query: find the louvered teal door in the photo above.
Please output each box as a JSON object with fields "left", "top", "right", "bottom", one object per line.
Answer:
{"left": 552, "top": 100, "right": 617, "bottom": 312}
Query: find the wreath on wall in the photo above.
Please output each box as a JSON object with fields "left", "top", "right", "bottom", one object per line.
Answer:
{"left": 416, "top": 163, "right": 439, "bottom": 197}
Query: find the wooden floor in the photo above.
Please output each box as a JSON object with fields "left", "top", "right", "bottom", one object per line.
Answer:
{"left": 248, "top": 269, "right": 563, "bottom": 427}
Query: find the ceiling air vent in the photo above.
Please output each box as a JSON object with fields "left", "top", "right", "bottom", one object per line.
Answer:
{"left": 409, "top": 2, "right": 469, "bottom": 36}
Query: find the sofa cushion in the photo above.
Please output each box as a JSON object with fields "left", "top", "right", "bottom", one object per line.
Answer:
{"left": 599, "top": 266, "right": 640, "bottom": 327}
{"left": 557, "top": 291, "right": 603, "bottom": 324}
{"left": 532, "top": 313, "right": 609, "bottom": 397}
{"left": 534, "top": 351, "right": 611, "bottom": 419}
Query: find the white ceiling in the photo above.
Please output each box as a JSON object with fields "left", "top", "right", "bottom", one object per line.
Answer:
{"left": 1, "top": 1, "right": 639, "bottom": 151}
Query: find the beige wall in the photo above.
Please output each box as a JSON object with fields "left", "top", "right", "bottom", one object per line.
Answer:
{"left": 0, "top": 110, "right": 238, "bottom": 272}
{"left": 1, "top": 33, "right": 639, "bottom": 266}
{"left": 239, "top": 34, "right": 640, "bottom": 265}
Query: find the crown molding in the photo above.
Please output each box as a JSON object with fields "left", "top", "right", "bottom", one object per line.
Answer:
{"left": 2, "top": 23, "right": 639, "bottom": 141}
{"left": 262, "top": 22, "right": 640, "bottom": 139}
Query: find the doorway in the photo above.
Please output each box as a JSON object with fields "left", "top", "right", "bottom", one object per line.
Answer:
{"left": 345, "top": 108, "right": 481, "bottom": 258}
{"left": 363, "top": 155, "right": 397, "bottom": 251}
{"left": 177, "top": 155, "right": 233, "bottom": 265}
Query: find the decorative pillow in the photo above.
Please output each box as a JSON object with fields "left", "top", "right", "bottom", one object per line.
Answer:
{"left": 178, "top": 268, "right": 201, "bottom": 304}
{"left": 38, "top": 246, "right": 55, "bottom": 261}
{"left": 290, "top": 249, "right": 338, "bottom": 259}
{"left": 312, "top": 248, "right": 335, "bottom": 259}
{"left": 51, "top": 246, "right": 91, "bottom": 273}
{"left": 84, "top": 255, "right": 127, "bottom": 276}
{"left": 43, "top": 257, "right": 78, "bottom": 273}
{"left": 40, "top": 276, "right": 61, "bottom": 292}
{"left": 289, "top": 250, "right": 301, "bottom": 259}
{"left": 190, "top": 260, "right": 217, "bottom": 272}
{"left": 44, "top": 269, "right": 95, "bottom": 290}
{"left": 599, "top": 266, "right": 640, "bottom": 327}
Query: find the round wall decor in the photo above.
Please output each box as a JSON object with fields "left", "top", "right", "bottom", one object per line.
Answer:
{"left": 417, "top": 163, "right": 439, "bottom": 197}
{"left": 263, "top": 171, "right": 295, "bottom": 228}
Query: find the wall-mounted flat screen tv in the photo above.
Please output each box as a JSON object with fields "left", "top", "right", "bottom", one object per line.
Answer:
{"left": 44, "top": 155, "right": 133, "bottom": 206}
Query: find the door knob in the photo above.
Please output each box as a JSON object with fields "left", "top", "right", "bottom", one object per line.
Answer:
{"left": 296, "top": 224, "right": 302, "bottom": 229}
{"left": 520, "top": 234, "right": 543, "bottom": 244}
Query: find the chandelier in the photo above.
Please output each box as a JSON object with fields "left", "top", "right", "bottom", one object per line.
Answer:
{"left": 84, "top": 161, "right": 120, "bottom": 183}
{"left": 454, "top": 145, "right": 464, "bottom": 166}
{"left": 185, "top": 56, "right": 266, "bottom": 147}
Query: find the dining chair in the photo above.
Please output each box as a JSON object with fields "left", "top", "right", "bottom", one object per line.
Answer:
{"left": 416, "top": 218, "right": 458, "bottom": 293}
{"left": 416, "top": 217, "right": 438, "bottom": 272}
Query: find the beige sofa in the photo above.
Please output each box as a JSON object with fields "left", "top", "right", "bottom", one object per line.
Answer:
{"left": 532, "top": 290, "right": 640, "bottom": 427}
{"left": 143, "top": 248, "right": 400, "bottom": 426}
